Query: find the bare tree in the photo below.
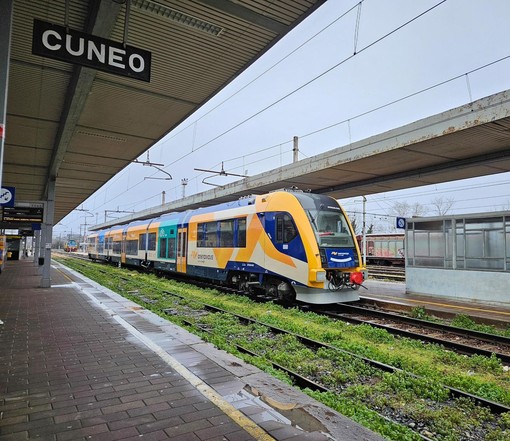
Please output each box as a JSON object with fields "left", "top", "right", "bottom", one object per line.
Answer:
{"left": 430, "top": 196, "right": 455, "bottom": 216}
{"left": 497, "top": 200, "right": 510, "bottom": 211}
{"left": 391, "top": 201, "right": 428, "bottom": 217}
{"left": 391, "top": 201, "right": 411, "bottom": 217}
{"left": 411, "top": 201, "right": 428, "bottom": 217}
{"left": 349, "top": 214, "right": 359, "bottom": 235}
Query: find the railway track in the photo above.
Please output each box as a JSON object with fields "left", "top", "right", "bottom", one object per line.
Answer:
{"left": 157, "top": 290, "right": 510, "bottom": 439}
{"left": 56, "top": 255, "right": 510, "bottom": 441}
{"left": 367, "top": 264, "right": 405, "bottom": 281}
{"left": 62, "top": 253, "right": 509, "bottom": 362}
{"left": 311, "top": 303, "right": 510, "bottom": 364}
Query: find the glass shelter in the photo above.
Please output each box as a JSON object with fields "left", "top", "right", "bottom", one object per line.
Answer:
{"left": 405, "top": 211, "right": 510, "bottom": 304}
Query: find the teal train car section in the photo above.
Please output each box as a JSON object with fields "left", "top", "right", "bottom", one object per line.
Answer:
{"left": 154, "top": 215, "right": 179, "bottom": 273}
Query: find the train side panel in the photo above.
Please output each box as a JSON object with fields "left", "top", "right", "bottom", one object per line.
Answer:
{"left": 87, "top": 233, "right": 99, "bottom": 258}
{"left": 364, "top": 234, "right": 405, "bottom": 266}
{"left": 261, "top": 192, "right": 317, "bottom": 287}
{"left": 124, "top": 221, "right": 149, "bottom": 266}
{"left": 186, "top": 204, "right": 259, "bottom": 281}
{"left": 154, "top": 215, "right": 179, "bottom": 272}
{"left": 86, "top": 190, "right": 363, "bottom": 304}
{"left": 107, "top": 227, "right": 124, "bottom": 263}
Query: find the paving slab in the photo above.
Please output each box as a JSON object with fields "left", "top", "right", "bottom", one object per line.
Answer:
{"left": 0, "top": 259, "right": 385, "bottom": 441}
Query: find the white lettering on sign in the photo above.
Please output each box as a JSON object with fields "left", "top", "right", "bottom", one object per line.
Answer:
{"left": 42, "top": 29, "right": 61, "bottom": 50}
{"left": 88, "top": 42, "right": 105, "bottom": 64}
{"left": 33, "top": 19, "right": 151, "bottom": 82}
{"left": 41, "top": 30, "right": 146, "bottom": 73}
{"left": 109, "top": 46, "right": 125, "bottom": 69}
{"left": 129, "top": 54, "right": 145, "bottom": 73}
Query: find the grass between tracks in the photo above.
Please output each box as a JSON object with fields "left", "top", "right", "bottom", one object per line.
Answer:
{"left": 409, "top": 307, "right": 510, "bottom": 337}
{"left": 56, "top": 257, "right": 510, "bottom": 441}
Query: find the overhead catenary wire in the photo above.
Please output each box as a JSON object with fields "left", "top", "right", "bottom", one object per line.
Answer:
{"left": 123, "top": 53, "right": 510, "bottom": 212}
{"left": 76, "top": 0, "right": 510, "bottom": 222}
{"left": 92, "top": 0, "right": 450, "bottom": 210}
{"left": 162, "top": 0, "right": 448, "bottom": 170}
{"left": 156, "top": 1, "right": 363, "bottom": 147}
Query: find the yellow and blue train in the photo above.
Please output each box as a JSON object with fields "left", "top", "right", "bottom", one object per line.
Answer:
{"left": 64, "top": 239, "right": 78, "bottom": 252}
{"left": 87, "top": 189, "right": 365, "bottom": 304}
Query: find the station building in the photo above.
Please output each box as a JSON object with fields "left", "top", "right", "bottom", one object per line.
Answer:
{"left": 405, "top": 211, "right": 510, "bottom": 305}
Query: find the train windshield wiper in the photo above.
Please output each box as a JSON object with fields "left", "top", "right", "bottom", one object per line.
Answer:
{"left": 307, "top": 210, "right": 319, "bottom": 231}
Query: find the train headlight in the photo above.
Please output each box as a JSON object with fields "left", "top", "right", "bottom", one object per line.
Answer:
{"left": 313, "top": 270, "right": 326, "bottom": 282}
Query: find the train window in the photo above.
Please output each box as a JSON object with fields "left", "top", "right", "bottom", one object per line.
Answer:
{"left": 168, "top": 238, "right": 176, "bottom": 258}
{"left": 148, "top": 233, "right": 156, "bottom": 251}
{"left": 276, "top": 217, "right": 283, "bottom": 242}
{"left": 219, "top": 220, "right": 234, "bottom": 247}
{"left": 112, "top": 241, "right": 121, "bottom": 254}
{"left": 138, "top": 233, "right": 146, "bottom": 250}
{"left": 237, "top": 218, "right": 246, "bottom": 248}
{"left": 159, "top": 238, "right": 167, "bottom": 258}
{"left": 309, "top": 209, "right": 355, "bottom": 247}
{"left": 197, "top": 224, "right": 205, "bottom": 247}
{"left": 126, "top": 240, "right": 138, "bottom": 255}
{"left": 276, "top": 213, "right": 297, "bottom": 244}
{"left": 197, "top": 222, "right": 218, "bottom": 247}
{"left": 198, "top": 219, "right": 246, "bottom": 248}
{"left": 205, "top": 222, "right": 217, "bottom": 247}
{"left": 159, "top": 237, "right": 176, "bottom": 258}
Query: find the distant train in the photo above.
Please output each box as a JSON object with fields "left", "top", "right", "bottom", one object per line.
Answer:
{"left": 357, "top": 233, "right": 405, "bottom": 266}
{"left": 87, "top": 189, "right": 365, "bottom": 304}
{"left": 63, "top": 239, "right": 78, "bottom": 252}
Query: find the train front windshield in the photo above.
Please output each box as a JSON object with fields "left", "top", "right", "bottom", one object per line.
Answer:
{"left": 307, "top": 208, "right": 355, "bottom": 248}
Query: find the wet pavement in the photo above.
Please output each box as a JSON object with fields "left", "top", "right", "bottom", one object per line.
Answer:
{"left": 0, "top": 259, "right": 385, "bottom": 441}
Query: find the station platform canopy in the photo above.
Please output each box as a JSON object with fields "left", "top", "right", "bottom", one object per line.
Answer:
{"left": 1, "top": 0, "right": 326, "bottom": 228}
{"left": 3, "top": 1, "right": 510, "bottom": 234}
{"left": 92, "top": 88, "right": 510, "bottom": 230}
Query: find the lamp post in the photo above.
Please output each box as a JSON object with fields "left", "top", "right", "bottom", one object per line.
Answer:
{"left": 80, "top": 213, "right": 95, "bottom": 252}
{"left": 351, "top": 197, "right": 368, "bottom": 266}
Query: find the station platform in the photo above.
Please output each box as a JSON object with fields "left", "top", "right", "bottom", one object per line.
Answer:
{"left": 0, "top": 259, "right": 384, "bottom": 441}
{"left": 363, "top": 280, "right": 510, "bottom": 327}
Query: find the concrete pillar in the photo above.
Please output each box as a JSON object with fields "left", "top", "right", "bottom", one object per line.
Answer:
{"left": 41, "top": 179, "right": 55, "bottom": 288}
{"left": 33, "top": 230, "right": 40, "bottom": 263}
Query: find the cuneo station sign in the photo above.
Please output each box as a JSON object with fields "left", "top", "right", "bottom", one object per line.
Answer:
{"left": 32, "top": 19, "right": 151, "bottom": 82}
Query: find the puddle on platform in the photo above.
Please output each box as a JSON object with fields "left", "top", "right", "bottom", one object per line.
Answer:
{"left": 128, "top": 305, "right": 145, "bottom": 311}
{"left": 225, "top": 385, "right": 330, "bottom": 436}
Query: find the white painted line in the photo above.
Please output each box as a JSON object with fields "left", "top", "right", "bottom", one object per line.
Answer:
{"left": 59, "top": 266, "right": 276, "bottom": 441}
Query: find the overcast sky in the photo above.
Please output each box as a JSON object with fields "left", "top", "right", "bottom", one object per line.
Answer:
{"left": 57, "top": 0, "right": 510, "bottom": 238}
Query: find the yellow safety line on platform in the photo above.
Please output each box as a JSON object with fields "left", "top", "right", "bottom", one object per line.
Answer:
{"left": 110, "top": 315, "right": 277, "bottom": 441}
{"left": 57, "top": 268, "right": 74, "bottom": 282}
{"left": 378, "top": 294, "right": 510, "bottom": 317}
{"left": 55, "top": 266, "right": 276, "bottom": 441}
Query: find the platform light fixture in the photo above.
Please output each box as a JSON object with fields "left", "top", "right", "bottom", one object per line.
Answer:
{"left": 131, "top": 0, "right": 224, "bottom": 36}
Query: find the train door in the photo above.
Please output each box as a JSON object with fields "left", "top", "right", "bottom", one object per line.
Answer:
{"left": 121, "top": 230, "right": 127, "bottom": 264}
{"left": 177, "top": 228, "right": 187, "bottom": 273}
